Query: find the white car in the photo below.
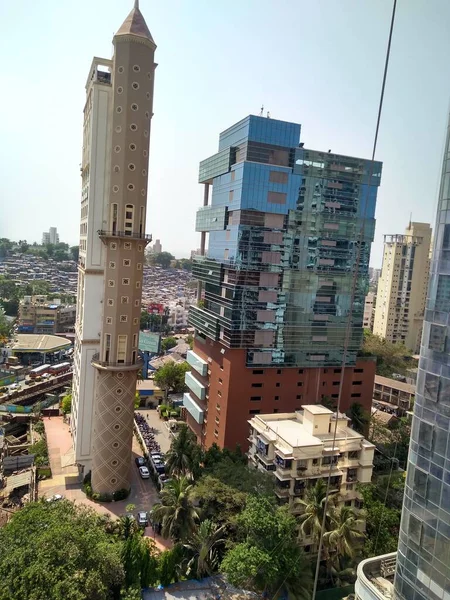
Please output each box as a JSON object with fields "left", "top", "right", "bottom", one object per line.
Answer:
{"left": 46, "top": 494, "right": 64, "bottom": 503}
{"left": 10, "top": 383, "right": 20, "bottom": 390}
{"left": 139, "top": 466, "right": 150, "bottom": 479}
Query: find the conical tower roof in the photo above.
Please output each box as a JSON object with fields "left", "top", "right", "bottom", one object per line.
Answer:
{"left": 115, "top": 1, "right": 155, "bottom": 45}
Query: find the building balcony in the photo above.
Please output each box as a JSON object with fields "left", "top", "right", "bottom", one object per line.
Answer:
{"left": 97, "top": 229, "right": 152, "bottom": 242}
{"left": 275, "top": 486, "right": 290, "bottom": 498}
{"left": 183, "top": 392, "right": 204, "bottom": 425}
{"left": 91, "top": 353, "right": 143, "bottom": 372}
{"left": 185, "top": 371, "right": 206, "bottom": 401}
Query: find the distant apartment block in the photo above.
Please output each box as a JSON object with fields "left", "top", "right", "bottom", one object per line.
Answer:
{"left": 152, "top": 239, "right": 162, "bottom": 254}
{"left": 248, "top": 405, "right": 375, "bottom": 547}
{"left": 373, "top": 222, "right": 432, "bottom": 353}
{"left": 42, "top": 227, "right": 59, "bottom": 245}
{"left": 372, "top": 374, "right": 415, "bottom": 416}
{"left": 18, "top": 295, "right": 76, "bottom": 334}
{"left": 363, "top": 292, "right": 375, "bottom": 330}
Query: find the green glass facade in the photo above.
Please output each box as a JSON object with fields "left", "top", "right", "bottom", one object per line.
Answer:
{"left": 190, "top": 115, "right": 382, "bottom": 368}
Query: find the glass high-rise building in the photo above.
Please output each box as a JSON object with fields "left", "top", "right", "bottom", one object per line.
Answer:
{"left": 394, "top": 112, "right": 450, "bottom": 599}
{"left": 185, "top": 115, "right": 383, "bottom": 449}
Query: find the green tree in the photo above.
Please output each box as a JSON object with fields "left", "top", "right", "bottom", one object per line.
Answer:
{"left": 0, "top": 239, "right": 13, "bottom": 258}
{"left": 165, "top": 424, "right": 201, "bottom": 478}
{"left": 0, "top": 501, "right": 124, "bottom": 600}
{"left": 70, "top": 246, "right": 79, "bottom": 262}
{"left": 359, "top": 483, "right": 401, "bottom": 557}
{"left": 0, "top": 306, "right": 12, "bottom": 339}
{"left": 161, "top": 336, "right": 178, "bottom": 353}
{"left": 151, "top": 476, "right": 199, "bottom": 542}
{"left": 347, "top": 402, "right": 370, "bottom": 435}
{"left": 61, "top": 392, "right": 72, "bottom": 415}
{"left": 295, "top": 479, "right": 338, "bottom": 547}
{"left": 193, "top": 476, "right": 247, "bottom": 536}
{"left": 221, "top": 496, "right": 312, "bottom": 600}
{"left": 158, "top": 545, "right": 185, "bottom": 586}
{"left": 154, "top": 361, "right": 189, "bottom": 401}
{"left": 361, "top": 331, "right": 414, "bottom": 376}
{"left": 29, "top": 439, "right": 49, "bottom": 466}
{"left": 183, "top": 519, "right": 225, "bottom": 579}
{"left": 148, "top": 251, "right": 175, "bottom": 268}
{"left": 323, "top": 505, "right": 365, "bottom": 562}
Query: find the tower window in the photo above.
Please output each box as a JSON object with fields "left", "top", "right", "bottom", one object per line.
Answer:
{"left": 133, "top": 65, "right": 140, "bottom": 72}
{"left": 116, "top": 106, "right": 122, "bottom": 114}
{"left": 123, "top": 259, "right": 131, "bottom": 267}
{"left": 122, "top": 278, "right": 130, "bottom": 285}
{"left": 132, "top": 82, "right": 139, "bottom": 90}
{"left": 121, "top": 296, "right": 129, "bottom": 304}
{"left": 127, "top": 184, "right": 135, "bottom": 191}
{"left": 128, "top": 163, "right": 135, "bottom": 171}
{"left": 131, "top": 103, "right": 138, "bottom": 111}
{"left": 130, "top": 124, "right": 137, "bottom": 131}
{"left": 129, "top": 143, "right": 136, "bottom": 151}
{"left": 114, "top": 145, "right": 121, "bottom": 153}
{"left": 108, "top": 280, "right": 115, "bottom": 287}
{"left": 120, "top": 315, "right": 128, "bottom": 323}
{"left": 117, "top": 86, "right": 123, "bottom": 94}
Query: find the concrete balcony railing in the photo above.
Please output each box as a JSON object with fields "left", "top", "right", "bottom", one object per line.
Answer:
{"left": 91, "top": 353, "right": 143, "bottom": 372}
{"left": 97, "top": 229, "right": 152, "bottom": 242}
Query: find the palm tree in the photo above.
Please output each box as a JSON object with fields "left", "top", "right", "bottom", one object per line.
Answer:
{"left": 165, "top": 425, "right": 200, "bottom": 478}
{"left": 183, "top": 519, "right": 225, "bottom": 579}
{"left": 151, "top": 476, "right": 199, "bottom": 542}
{"left": 323, "top": 505, "right": 365, "bottom": 560}
{"left": 295, "top": 479, "right": 337, "bottom": 546}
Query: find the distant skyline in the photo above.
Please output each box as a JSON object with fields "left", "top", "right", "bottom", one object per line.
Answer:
{"left": 1, "top": 0, "right": 450, "bottom": 266}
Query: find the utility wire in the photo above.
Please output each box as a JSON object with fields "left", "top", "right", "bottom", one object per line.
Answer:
{"left": 310, "top": 2, "right": 398, "bottom": 598}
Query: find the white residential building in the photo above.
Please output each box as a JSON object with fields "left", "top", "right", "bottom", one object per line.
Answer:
{"left": 363, "top": 292, "right": 375, "bottom": 330}
{"left": 42, "top": 227, "right": 59, "bottom": 245}
{"left": 71, "top": 56, "right": 113, "bottom": 472}
{"left": 248, "top": 405, "right": 375, "bottom": 543}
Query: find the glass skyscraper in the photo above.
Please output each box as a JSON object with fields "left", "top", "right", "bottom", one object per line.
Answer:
{"left": 394, "top": 111, "right": 450, "bottom": 599}
{"left": 184, "top": 115, "right": 383, "bottom": 450}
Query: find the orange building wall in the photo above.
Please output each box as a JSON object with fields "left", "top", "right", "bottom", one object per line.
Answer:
{"left": 191, "top": 337, "right": 375, "bottom": 451}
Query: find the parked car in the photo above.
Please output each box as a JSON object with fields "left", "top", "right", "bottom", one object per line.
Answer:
{"left": 9, "top": 383, "right": 20, "bottom": 390}
{"left": 135, "top": 456, "right": 146, "bottom": 467}
{"left": 46, "top": 494, "right": 64, "bottom": 503}
{"left": 139, "top": 466, "right": 150, "bottom": 479}
{"left": 137, "top": 511, "right": 149, "bottom": 527}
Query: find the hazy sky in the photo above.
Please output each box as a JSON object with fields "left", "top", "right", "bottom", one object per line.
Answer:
{"left": 1, "top": 0, "right": 450, "bottom": 266}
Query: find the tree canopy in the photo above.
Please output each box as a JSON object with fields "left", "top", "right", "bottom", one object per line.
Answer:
{"left": 147, "top": 251, "right": 175, "bottom": 268}
{"left": 154, "top": 361, "right": 189, "bottom": 399}
{"left": 360, "top": 331, "right": 415, "bottom": 376}
{"left": 0, "top": 501, "right": 124, "bottom": 600}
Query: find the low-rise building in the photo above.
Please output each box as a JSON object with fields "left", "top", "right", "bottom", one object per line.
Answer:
{"left": 373, "top": 374, "right": 415, "bottom": 416}
{"left": 18, "top": 296, "right": 76, "bottom": 335}
{"left": 248, "top": 406, "right": 375, "bottom": 535}
{"left": 355, "top": 553, "right": 397, "bottom": 600}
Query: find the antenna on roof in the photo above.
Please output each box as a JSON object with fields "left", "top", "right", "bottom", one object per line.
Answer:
{"left": 259, "top": 104, "right": 264, "bottom": 117}
{"left": 267, "top": 111, "right": 270, "bottom": 119}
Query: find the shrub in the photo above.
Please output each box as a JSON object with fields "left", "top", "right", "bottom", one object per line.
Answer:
{"left": 92, "top": 492, "right": 100, "bottom": 501}
{"left": 34, "top": 421, "right": 45, "bottom": 435}
{"left": 84, "top": 484, "right": 93, "bottom": 498}
{"left": 98, "top": 492, "right": 113, "bottom": 502}
{"left": 113, "top": 488, "right": 130, "bottom": 501}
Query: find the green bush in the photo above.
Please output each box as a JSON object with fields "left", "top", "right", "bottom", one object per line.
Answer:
{"left": 84, "top": 484, "right": 93, "bottom": 498}
{"left": 92, "top": 492, "right": 100, "bottom": 501}
{"left": 29, "top": 439, "right": 49, "bottom": 467}
{"left": 98, "top": 493, "right": 113, "bottom": 503}
{"left": 34, "top": 420, "right": 45, "bottom": 435}
{"left": 113, "top": 488, "right": 130, "bottom": 501}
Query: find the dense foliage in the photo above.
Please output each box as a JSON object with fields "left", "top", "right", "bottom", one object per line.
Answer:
{"left": 0, "top": 502, "right": 125, "bottom": 600}
{"left": 360, "top": 331, "right": 415, "bottom": 376}
{"left": 154, "top": 362, "right": 190, "bottom": 400}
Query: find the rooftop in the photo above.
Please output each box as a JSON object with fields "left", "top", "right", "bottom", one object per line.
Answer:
{"left": 10, "top": 334, "right": 72, "bottom": 353}
{"left": 356, "top": 553, "right": 396, "bottom": 600}
{"left": 375, "top": 375, "right": 415, "bottom": 394}
{"left": 303, "top": 404, "right": 334, "bottom": 415}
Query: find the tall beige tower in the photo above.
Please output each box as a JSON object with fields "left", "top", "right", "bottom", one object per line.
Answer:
{"left": 87, "top": 1, "right": 156, "bottom": 495}
{"left": 373, "top": 222, "right": 432, "bottom": 353}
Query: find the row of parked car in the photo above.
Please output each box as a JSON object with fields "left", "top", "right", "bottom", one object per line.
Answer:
{"left": 134, "top": 453, "right": 171, "bottom": 489}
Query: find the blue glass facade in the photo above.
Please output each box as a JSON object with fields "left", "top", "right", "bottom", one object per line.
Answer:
{"left": 394, "top": 111, "right": 450, "bottom": 600}
{"left": 190, "top": 115, "right": 382, "bottom": 368}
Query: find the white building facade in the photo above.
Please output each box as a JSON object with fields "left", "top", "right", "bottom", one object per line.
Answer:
{"left": 72, "top": 57, "right": 113, "bottom": 472}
